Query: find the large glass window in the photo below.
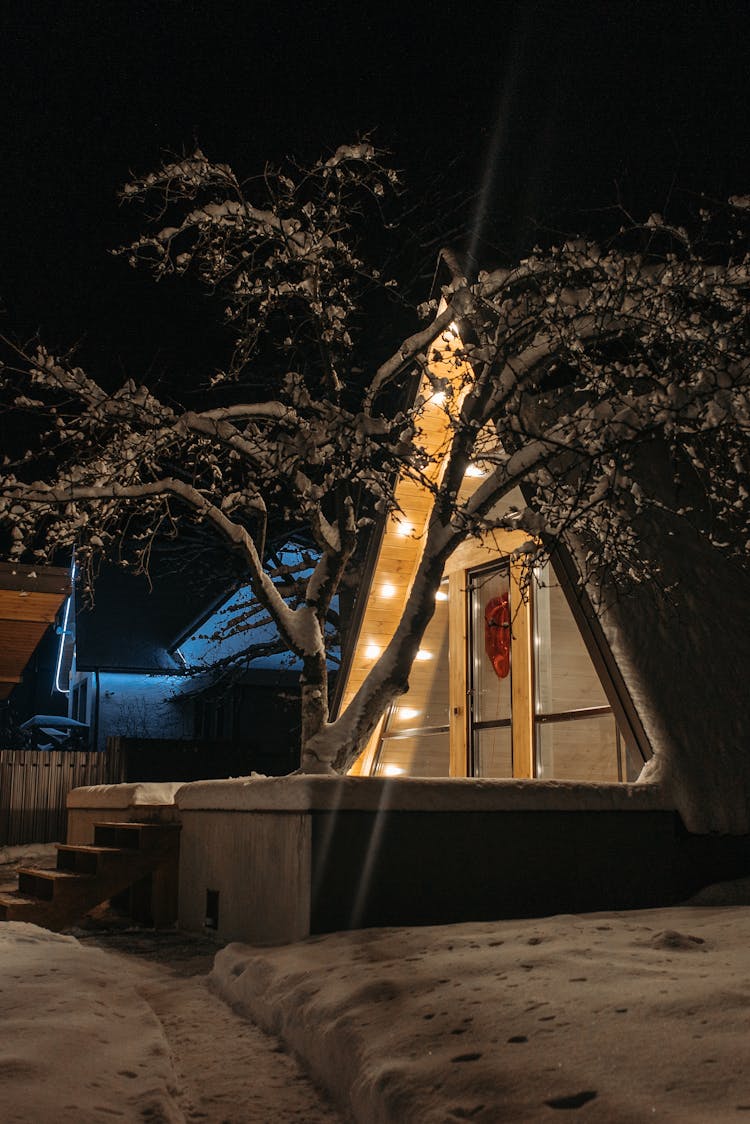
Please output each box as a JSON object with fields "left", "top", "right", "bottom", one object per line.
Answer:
{"left": 373, "top": 580, "right": 450, "bottom": 777}
{"left": 371, "top": 556, "right": 641, "bottom": 783}
{"left": 534, "top": 563, "right": 628, "bottom": 781}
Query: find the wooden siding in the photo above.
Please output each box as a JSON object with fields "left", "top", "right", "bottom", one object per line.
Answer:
{"left": 341, "top": 338, "right": 475, "bottom": 771}
{"left": 339, "top": 331, "right": 532, "bottom": 775}
{"left": 448, "top": 571, "right": 468, "bottom": 775}
{"left": 0, "top": 747, "right": 124, "bottom": 845}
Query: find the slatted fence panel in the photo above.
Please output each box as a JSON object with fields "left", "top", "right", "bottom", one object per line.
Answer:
{"left": 0, "top": 747, "right": 125, "bottom": 845}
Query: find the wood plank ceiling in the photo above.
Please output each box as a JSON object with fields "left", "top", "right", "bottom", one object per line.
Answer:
{"left": 0, "top": 563, "right": 71, "bottom": 700}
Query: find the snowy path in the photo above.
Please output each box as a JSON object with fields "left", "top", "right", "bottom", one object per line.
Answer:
{"left": 1, "top": 844, "right": 341, "bottom": 1122}
{"left": 81, "top": 930, "right": 343, "bottom": 1123}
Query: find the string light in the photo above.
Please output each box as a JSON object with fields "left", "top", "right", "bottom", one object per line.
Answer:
{"left": 398, "top": 707, "right": 420, "bottom": 721}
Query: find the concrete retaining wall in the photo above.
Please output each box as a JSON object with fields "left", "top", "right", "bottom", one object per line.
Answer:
{"left": 67, "top": 776, "right": 750, "bottom": 946}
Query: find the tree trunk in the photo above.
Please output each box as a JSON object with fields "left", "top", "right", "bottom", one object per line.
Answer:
{"left": 299, "top": 650, "right": 334, "bottom": 773}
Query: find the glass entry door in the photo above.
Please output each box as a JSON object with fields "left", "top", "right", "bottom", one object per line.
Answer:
{"left": 468, "top": 563, "right": 513, "bottom": 777}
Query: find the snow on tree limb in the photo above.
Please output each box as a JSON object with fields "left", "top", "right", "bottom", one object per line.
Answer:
{"left": 1, "top": 140, "right": 747, "bottom": 775}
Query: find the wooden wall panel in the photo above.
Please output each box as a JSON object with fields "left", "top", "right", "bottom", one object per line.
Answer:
{"left": 509, "top": 563, "right": 535, "bottom": 778}
{"left": 448, "top": 572, "right": 468, "bottom": 776}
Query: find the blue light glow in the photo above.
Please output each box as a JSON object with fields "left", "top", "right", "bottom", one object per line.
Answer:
{"left": 178, "top": 545, "right": 340, "bottom": 671}
{"left": 53, "top": 558, "right": 76, "bottom": 694}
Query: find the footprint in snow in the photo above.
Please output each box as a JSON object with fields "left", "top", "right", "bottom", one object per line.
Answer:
{"left": 545, "top": 1090, "right": 598, "bottom": 1110}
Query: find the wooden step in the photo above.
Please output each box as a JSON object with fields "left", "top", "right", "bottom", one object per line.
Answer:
{"left": 0, "top": 890, "right": 45, "bottom": 922}
{"left": 0, "top": 819, "right": 181, "bottom": 931}
{"left": 93, "top": 822, "right": 181, "bottom": 850}
{"left": 17, "top": 867, "right": 93, "bottom": 901}
{"left": 56, "top": 843, "right": 127, "bottom": 876}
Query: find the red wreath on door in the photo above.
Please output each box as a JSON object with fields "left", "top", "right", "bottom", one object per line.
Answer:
{"left": 484, "top": 592, "right": 511, "bottom": 679}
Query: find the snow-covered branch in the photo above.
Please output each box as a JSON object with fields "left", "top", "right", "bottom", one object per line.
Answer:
{"left": 1, "top": 138, "right": 747, "bottom": 773}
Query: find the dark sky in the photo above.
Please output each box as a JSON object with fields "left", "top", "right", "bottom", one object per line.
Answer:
{"left": 2, "top": 0, "right": 748, "bottom": 382}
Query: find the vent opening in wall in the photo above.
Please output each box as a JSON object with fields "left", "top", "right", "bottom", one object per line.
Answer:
{"left": 204, "top": 889, "right": 219, "bottom": 930}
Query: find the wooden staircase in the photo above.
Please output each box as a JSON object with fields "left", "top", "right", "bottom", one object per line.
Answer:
{"left": 0, "top": 821, "right": 181, "bottom": 931}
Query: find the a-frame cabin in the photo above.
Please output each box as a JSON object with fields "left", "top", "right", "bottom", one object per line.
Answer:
{"left": 336, "top": 330, "right": 651, "bottom": 784}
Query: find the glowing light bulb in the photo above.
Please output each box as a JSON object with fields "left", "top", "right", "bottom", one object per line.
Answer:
{"left": 395, "top": 520, "right": 413, "bottom": 537}
{"left": 465, "top": 463, "right": 486, "bottom": 477}
{"left": 398, "top": 707, "right": 420, "bottom": 721}
{"left": 380, "top": 582, "right": 396, "bottom": 599}
{"left": 435, "top": 589, "right": 449, "bottom": 602}
{"left": 382, "top": 764, "right": 405, "bottom": 776}
{"left": 430, "top": 391, "right": 447, "bottom": 407}
{"left": 364, "top": 643, "right": 381, "bottom": 660}
{"left": 415, "top": 649, "right": 432, "bottom": 661}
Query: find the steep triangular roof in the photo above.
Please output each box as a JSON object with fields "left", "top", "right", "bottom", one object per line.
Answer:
{"left": 333, "top": 331, "right": 652, "bottom": 776}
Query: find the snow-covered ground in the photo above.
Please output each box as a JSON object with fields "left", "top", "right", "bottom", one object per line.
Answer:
{"left": 214, "top": 900, "right": 750, "bottom": 1123}
{"left": 0, "top": 918, "right": 340, "bottom": 1123}
{"left": 2, "top": 844, "right": 750, "bottom": 1122}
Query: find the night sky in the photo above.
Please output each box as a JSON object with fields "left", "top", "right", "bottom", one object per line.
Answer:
{"left": 2, "top": 0, "right": 748, "bottom": 384}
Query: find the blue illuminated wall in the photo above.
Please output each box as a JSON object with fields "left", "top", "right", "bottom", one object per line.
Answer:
{"left": 69, "top": 669, "right": 197, "bottom": 751}
{"left": 64, "top": 543, "right": 335, "bottom": 755}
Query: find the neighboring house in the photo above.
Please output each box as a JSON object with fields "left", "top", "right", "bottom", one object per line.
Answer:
{"left": 63, "top": 564, "right": 197, "bottom": 749}
{"left": 62, "top": 550, "right": 318, "bottom": 771}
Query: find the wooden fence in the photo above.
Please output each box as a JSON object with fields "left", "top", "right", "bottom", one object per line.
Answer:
{"left": 0, "top": 747, "right": 125, "bottom": 845}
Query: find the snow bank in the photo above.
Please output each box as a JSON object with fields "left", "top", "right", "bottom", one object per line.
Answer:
{"left": 0, "top": 923, "right": 182, "bottom": 1123}
{"left": 212, "top": 905, "right": 750, "bottom": 1123}
{"left": 176, "top": 773, "right": 672, "bottom": 813}
{"left": 67, "top": 781, "right": 183, "bottom": 808}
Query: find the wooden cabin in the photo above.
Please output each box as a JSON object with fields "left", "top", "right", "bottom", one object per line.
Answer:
{"left": 337, "top": 333, "right": 649, "bottom": 784}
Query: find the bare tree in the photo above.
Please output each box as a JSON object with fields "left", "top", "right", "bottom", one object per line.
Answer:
{"left": 1, "top": 146, "right": 747, "bottom": 786}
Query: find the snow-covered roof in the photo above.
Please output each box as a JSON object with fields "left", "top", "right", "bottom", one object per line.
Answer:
{"left": 74, "top": 562, "right": 232, "bottom": 672}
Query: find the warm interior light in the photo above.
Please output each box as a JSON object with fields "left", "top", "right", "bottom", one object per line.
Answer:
{"left": 398, "top": 707, "right": 420, "bottom": 721}
{"left": 380, "top": 582, "right": 396, "bottom": 599}
{"left": 395, "top": 520, "right": 413, "bottom": 537}
{"left": 382, "top": 764, "right": 405, "bottom": 776}
{"left": 364, "top": 643, "right": 381, "bottom": 660}
{"left": 415, "top": 649, "right": 432, "bottom": 661}
{"left": 430, "top": 391, "right": 447, "bottom": 407}
{"left": 465, "top": 463, "right": 486, "bottom": 477}
{"left": 434, "top": 589, "right": 449, "bottom": 602}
